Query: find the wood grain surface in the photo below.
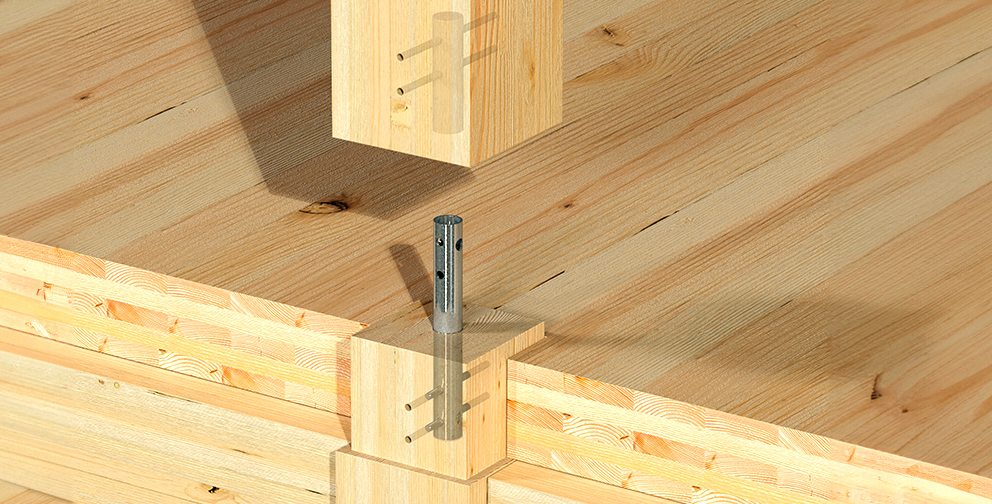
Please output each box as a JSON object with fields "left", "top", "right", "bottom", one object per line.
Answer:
{"left": 0, "top": 234, "right": 364, "bottom": 416}
{"left": 333, "top": 0, "right": 562, "bottom": 166}
{"left": 508, "top": 360, "right": 992, "bottom": 504}
{"left": 352, "top": 302, "right": 544, "bottom": 479}
{"left": 0, "top": 324, "right": 351, "bottom": 441}
{"left": 0, "top": 342, "right": 346, "bottom": 504}
{"left": 2, "top": 0, "right": 991, "bottom": 483}
{"left": 0, "top": 481, "right": 70, "bottom": 504}
{"left": 336, "top": 447, "right": 492, "bottom": 504}
{"left": 489, "top": 461, "right": 678, "bottom": 504}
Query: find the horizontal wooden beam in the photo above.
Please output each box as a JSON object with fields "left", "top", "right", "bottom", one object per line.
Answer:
{"left": 0, "top": 234, "right": 364, "bottom": 416}
{"left": 0, "top": 337, "right": 347, "bottom": 504}
{"left": 0, "top": 324, "right": 350, "bottom": 440}
{"left": 489, "top": 461, "right": 677, "bottom": 504}
{"left": 508, "top": 360, "right": 992, "bottom": 504}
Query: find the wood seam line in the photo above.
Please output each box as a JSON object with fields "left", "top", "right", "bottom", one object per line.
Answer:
{"left": 512, "top": 421, "right": 828, "bottom": 504}
{"left": 0, "top": 325, "right": 351, "bottom": 440}
{"left": 0, "top": 290, "right": 342, "bottom": 394}
{"left": 0, "top": 251, "right": 354, "bottom": 353}
{"left": 510, "top": 381, "right": 988, "bottom": 504}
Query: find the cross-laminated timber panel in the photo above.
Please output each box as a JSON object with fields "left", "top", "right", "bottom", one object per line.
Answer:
{"left": 0, "top": 325, "right": 668, "bottom": 504}
{"left": 0, "top": 235, "right": 362, "bottom": 416}
{"left": 5, "top": 0, "right": 992, "bottom": 501}
{"left": 7, "top": 1, "right": 989, "bottom": 478}
{"left": 3, "top": 237, "right": 992, "bottom": 503}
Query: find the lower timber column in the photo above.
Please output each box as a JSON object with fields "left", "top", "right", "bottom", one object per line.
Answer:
{"left": 336, "top": 448, "right": 495, "bottom": 504}
{"left": 336, "top": 302, "right": 544, "bottom": 504}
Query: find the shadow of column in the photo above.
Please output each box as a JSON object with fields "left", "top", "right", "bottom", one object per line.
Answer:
{"left": 188, "top": 0, "right": 474, "bottom": 221}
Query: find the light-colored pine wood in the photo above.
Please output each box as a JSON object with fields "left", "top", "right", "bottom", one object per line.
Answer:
{"left": 0, "top": 234, "right": 363, "bottom": 415}
{"left": 0, "top": 325, "right": 350, "bottom": 441}
{"left": 3, "top": 0, "right": 992, "bottom": 499}
{"left": 488, "top": 461, "right": 678, "bottom": 504}
{"left": 336, "top": 447, "right": 493, "bottom": 504}
{"left": 1, "top": 0, "right": 336, "bottom": 259}
{"left": 88, "top": 0, "right": 827, "bottom": 322}
{"left": 352, "top": 302, "right": 543, "bottom": 479}
{"left": 0, "top": 446, "right": 203, "bottom": 504}
{"left": 0, "top": 489, "right": 71, "bottom": 504}
{"left": 503, "top": 20, "right": 992, "bottom": 473}
{"left": 333, "top": 0, "right": 562, "bottom": 166}
{"left": 0, "top": 481, "right": 29, "bottom": 503}
{"left": 508, "top": 361, "right": 992, "bottom": 504}
{"left": 0, "top": 344, "right": 346, "bottom": 504}
{"left": 0, "top": 328, "right": 676, "bottom": 504}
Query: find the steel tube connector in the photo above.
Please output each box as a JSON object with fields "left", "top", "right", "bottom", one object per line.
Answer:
{"left": 433, "top": 331, "right": 463, "bottom": 440}
{"left": 433, "top": 215, "right": 463, "bottom": 440}
{"left": 433, "top": 215, "right": 463, "bottom": 334}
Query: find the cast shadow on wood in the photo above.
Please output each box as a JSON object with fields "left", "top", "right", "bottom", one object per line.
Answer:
{"left": 511, "top": 297, "right": 944, "bottom": 433}
{"left": 389, "top": 244, "right": 433, "bottom": 318}
{"left": 188, "top": 0, "right": 474, "bottom": 221}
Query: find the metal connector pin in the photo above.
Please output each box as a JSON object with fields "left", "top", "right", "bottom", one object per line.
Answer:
{"left": 433, "top": 216, "right": 463, "bottom": 334}
{"left": 433, "top": 215, "right": 463, "bottom": 440}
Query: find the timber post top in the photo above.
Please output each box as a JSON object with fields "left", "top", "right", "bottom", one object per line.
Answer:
{"left": 332, "top": 0, "right": 564, "bottom": 167}
{"left": 340, "top": 301, "right": 544, "bottom": 503}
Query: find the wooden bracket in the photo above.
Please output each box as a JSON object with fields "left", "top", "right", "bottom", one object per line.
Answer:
{"left": 339, "top": 302, "right": 544, "bottom": 503}
{"left": 332, "top": 0, "right": 564, "bottom": 166}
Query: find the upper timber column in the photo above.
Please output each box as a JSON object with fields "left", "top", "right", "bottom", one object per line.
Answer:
{"left": 332, "top": 0, "right": 564, "bottom": 167}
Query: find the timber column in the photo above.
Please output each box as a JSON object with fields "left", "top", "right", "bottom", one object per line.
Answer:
{"left": 336, "top": 217, "right": 545, "bottom": 503}
{"left": 332, "top": 0, "right": 564, "bottom": 167}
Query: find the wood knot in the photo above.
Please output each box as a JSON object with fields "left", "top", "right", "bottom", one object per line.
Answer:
{"left": 600, "top": 26, "right": 626, "bottom": 46}
{"left": 300, "top": 201, "right": 349, "bottom": 214}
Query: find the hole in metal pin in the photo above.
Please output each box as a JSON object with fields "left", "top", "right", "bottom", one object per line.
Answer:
{"left": 404, "top": 436, "right": 412, "bottom": 443}
{"left": 437, "top": 271, "right": 444, "bottom": 280}
{"left": 396, "top": 88, "right": 405, "bottom": 96}
{"left": 437, "top": 238, "right": 444, "bottom": 247}
{"left": 397, "top": 53, "right": 405, "bottom": 61}
{"left": 404, "top": 403, "right": 412, "bottom": 411}
{"left": 455, "top": 239, "right": 462, "bottom": 251}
